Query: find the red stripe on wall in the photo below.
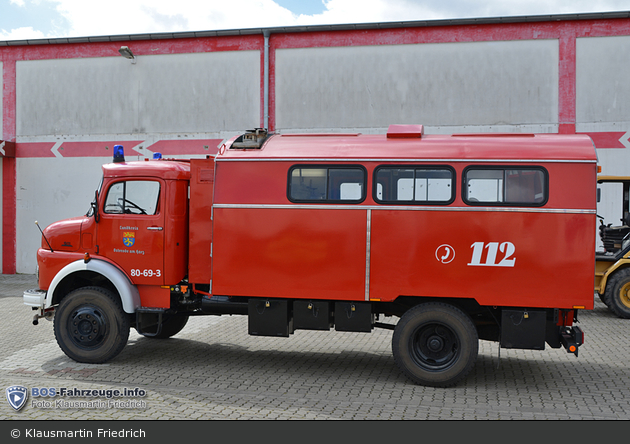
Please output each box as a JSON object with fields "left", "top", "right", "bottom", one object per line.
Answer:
{"left": 2, "top": 58, "right": 16, "bottom": 273}
{"left": 581, "top": 132, "right": 628, "bottom": 149}
{"left": 2, "top": 156, "right": 16, "bottom": 274}
{"left": 144, "top": 139, "right": 223, "bottom": 156}
{"left": 17, "top": 142, "right": 56, "bottom": 158}
{"left": 558, "top": 27, "right": 577, "bottom": 130}
{"left": 270, "top": 19, "right": 630, "bottom": 49}
{"left": 46, "top": 141, "right": 136, "bottom": 158}
{"left": 15, "top": 139, "right": 225, "bottom": 158}
{"left": 0, "top": 35, "right": 264, "bottom": 62}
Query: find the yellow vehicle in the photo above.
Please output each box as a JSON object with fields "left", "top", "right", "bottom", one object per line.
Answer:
{"left": 595, "top": 176, "right": 630, "bottom": 318}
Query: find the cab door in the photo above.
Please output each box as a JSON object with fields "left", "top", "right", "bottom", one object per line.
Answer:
{"left": 98, "top": 179, "right": 165, "bottom": 285}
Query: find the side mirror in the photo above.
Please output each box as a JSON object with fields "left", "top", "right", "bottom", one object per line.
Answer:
{"left": 90, "top": 190, "right": 100, "bottom": 223}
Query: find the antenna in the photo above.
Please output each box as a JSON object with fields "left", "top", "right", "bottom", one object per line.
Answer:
{"left": 35, "top": 221, "right": 53, "bottom": 252}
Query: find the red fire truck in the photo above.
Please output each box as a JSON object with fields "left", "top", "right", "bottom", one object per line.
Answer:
{"left": 24, "top": 125, "right": 597, "bottom": 387}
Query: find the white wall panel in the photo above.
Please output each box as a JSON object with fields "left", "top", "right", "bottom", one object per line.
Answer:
{"left": 17, "top": 51, "right": 260, "bottom": 137}
{"left": 275, "top": 40, "right": 559, "bottom": 132}
{"left": 16, "top": 157, "right": 107, "bottom": 273}
{"left": 577, "top": 36, "right": 630, "bottom": 126}
{"left": 577, "top": 36, "right": 630, "bottom": 237}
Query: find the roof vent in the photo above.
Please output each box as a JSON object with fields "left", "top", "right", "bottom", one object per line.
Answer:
{"left": 231, "top": 128, "right": 270, "bottom": 149}
{"left": 387, "top": 124, "right": 424, "bottom": 139}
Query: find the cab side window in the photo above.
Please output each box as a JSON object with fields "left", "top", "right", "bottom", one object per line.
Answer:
{"left": 104, "top": 181, "right": 161, "bottom": 215}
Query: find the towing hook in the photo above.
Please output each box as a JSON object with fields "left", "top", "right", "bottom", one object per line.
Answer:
{"left": 33, "top": 309, "right": 54, "bottom": 325}
{"left": 560, "top": 326, "right": 583, "bottom": 357}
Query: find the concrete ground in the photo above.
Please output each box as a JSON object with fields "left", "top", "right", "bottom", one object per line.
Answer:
{"left": 1, "top": 273, "right": 629, "bottom": 421}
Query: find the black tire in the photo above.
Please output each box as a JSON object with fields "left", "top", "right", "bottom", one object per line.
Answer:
{"left": 138, "top": 314, "right": 189, "bottom": 339}
{"left": 53, "top": 286, "right": 130, "bottom": 363}
{"left": 392, "top": 302, "right": 478, "bottom": 387}
{"left": 604, "top": 268, "right": 630, "bottom": 319}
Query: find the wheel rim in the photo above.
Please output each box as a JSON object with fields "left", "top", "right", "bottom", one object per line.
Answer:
{"left": 620, "top": 282, "right": 630, "bottom": 309}
{"left": 409, "top": 322, "right": 459, "bottom": 372}
{"left": 67, "top": 305, "right": 108, "bottom": 349}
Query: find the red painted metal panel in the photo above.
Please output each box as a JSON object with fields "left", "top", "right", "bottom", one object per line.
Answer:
{"left": 369, "top": 209, "right": 595, "bottom": 309}
{"left": 213, "top": 160, "right": 290, "bottom": 205}
{"left": 101, "top": 159, "right": 190, "bottom": 180}
{"left": 212, "top": 207, "right": 367, "bottom": 300}
{"left": 36, "top": 250, "right": 84, "bottom": 291}
{"left": 137, "top": 285, "right": 170, "bottom": 309}
{"left": 188, "top": 158, "right": 214, "bottom": 284}
{"left": 220, "top": 133, "right": 597, "bottom": 163}
{"left": 210, "top": 128, "right": 596, "bottom": 307}
{"left": 162, "top": 178, "right": 189, "bottom": 285}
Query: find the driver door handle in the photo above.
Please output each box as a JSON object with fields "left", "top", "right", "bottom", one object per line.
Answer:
{"left": 147, "top": 226, "right": 163, "bottom": 231}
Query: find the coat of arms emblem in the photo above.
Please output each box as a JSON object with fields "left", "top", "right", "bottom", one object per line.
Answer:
{"left": 123, "top": 232, "right": 135, "bottom": 247}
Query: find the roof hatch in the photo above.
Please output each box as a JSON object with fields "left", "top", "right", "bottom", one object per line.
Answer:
{"left": 387, "top": 124, "right": 424, "bottom": 139}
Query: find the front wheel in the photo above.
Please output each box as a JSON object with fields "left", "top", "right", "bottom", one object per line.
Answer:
{"left": 392, "top": 302, "right": 478, "bottom": 387}
{"left": 604, "top": 268, "right": 630, "bottom": 319}
{"left": 53, "top": 287, "right": 130, "bottom": 363}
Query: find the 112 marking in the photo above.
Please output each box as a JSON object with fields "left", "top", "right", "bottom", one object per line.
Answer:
{"left": 468, "top": 241, "right": 516, "bottom": 267}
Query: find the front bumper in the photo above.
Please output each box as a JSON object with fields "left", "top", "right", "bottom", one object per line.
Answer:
{"left": 23, "top": 288, "right": 46, "bottom": 308}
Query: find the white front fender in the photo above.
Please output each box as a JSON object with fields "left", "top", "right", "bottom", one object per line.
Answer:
{"left": 46, "top": 259, "right": 140, "bottom": 313}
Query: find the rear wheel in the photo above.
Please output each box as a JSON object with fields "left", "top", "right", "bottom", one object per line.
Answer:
{"left": 604, "top": 268, "right": 630, "bottom": 319}
{"left": 392, "top": 302, "right": 478, "bottom": 387}
{"left": 53, "top": 287, "right": 130, "bottom": 363}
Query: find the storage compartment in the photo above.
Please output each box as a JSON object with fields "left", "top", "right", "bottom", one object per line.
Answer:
{"left": 500, "top": 309, "right": 546, "bottom": 350}
{"left": 334, "top": 302, "right": 373, "bottom": 332}
{"left": 294, "top": 300, "right": 333, "bottom": 330}
{"left": 248, "top": 299, "right": 294, "bottom": 337}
